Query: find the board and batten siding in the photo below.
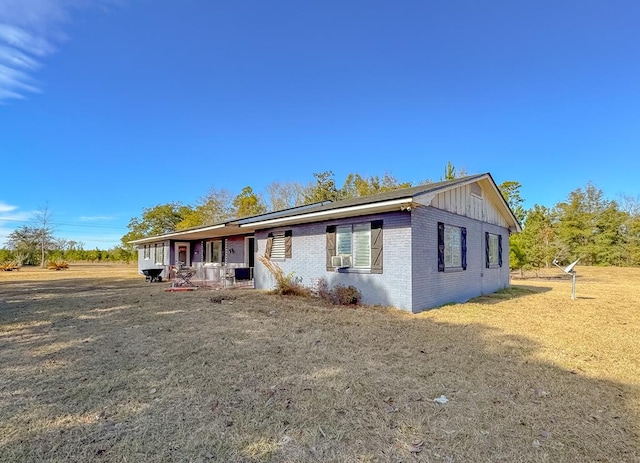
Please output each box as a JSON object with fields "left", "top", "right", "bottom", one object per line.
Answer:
{"left": 429, "top": 181, "right": 509, "bottom": 228}
{"left": 254, "top": 211, "right": 413, "bottom": 311}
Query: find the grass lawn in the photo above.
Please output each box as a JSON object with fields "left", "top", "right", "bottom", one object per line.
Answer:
{"left": 0, "top": 264, "right": 638, "bottom": 462}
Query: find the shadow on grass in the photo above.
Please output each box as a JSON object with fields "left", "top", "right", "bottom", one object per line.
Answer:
{"left": 469, "top": 285, "right": 552, "bottom": 305}
{"left": 0, "top": 277, "right": 638, "bottom": 462}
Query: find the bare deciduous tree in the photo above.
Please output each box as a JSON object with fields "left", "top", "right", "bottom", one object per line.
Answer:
{"left": 33, "top": 204, "right": 54, "bottom": 268}
{"left": 265, "top": 181, "right": 305, "bottom": 211}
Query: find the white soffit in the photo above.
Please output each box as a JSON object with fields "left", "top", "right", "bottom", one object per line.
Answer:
{"left": 129, "top": 224, "right": 229, "bottom": 244}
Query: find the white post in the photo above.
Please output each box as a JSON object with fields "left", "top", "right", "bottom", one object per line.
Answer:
{"left": 571, "top": 272, "right": 576, "bottom": 300}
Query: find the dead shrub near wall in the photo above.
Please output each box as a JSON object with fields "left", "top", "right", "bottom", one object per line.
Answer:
{"left": 316, "top": 278, "right": 362, "bottom": 306}
{"left": 258, "top": 255, "right": 311, "bottom": 297}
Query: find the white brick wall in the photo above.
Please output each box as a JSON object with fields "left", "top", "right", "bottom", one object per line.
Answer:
{"left": 255, "top": 211, "right": 414, "bottom": 311}
{"left": 411, "top": 206, "right": 510, "bottom": 311}
{"left": 253, "top": 206, "right": 511, "bottom": 313}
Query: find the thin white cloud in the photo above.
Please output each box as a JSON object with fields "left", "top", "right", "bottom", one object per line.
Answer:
{"left": 0, "top": 0, "right": 120, "bottom": 102}
{"left": 0, "top": 202, "right": 32, "bottom": 246}
{"left": 79, "top": 215, "right": 114, "bottom": 222}
{"left": 0, "top": 201, "right": 18, "bottom": 213}
{"left": 0, "top": 44, "right": 40, "bottom": 70}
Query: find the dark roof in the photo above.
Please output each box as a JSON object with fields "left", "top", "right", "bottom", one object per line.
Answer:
{"left": 234, "top": 201, "right": 332, "bottom": 225}
{"left": 237, "top": 173, "right": 488, "bottom": 224}
{"left": 130, "top": 172, "right": 520, "bottom": 243}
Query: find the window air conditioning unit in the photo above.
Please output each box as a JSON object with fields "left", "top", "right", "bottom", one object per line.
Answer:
{"left": 332, "top": 255, "right": 351, "bottom": 269}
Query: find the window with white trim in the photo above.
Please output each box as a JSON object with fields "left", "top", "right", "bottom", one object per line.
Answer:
{"left": 336, "top": 223, "right": 371, "bottom": 268}
{"left": 154, "top": 244, "right": 164, "bottom": 264}
{"left": 444, "top": 225, "right": 462, "bottom": 268}
{"left": 270, "top": 232, "right": 286, "bottom": 259}
{"left": 265, "top": 231, "right": 292, "bottom": 260}
{"left": 438, "top": 222, "right": 467, "bottom": 271}
{"left": 143, "top": 245, "right": 150, "bottom": 259}
{"left": 486, "top": 232, "right": 502, "bottom": 268}
{"left": 206, "top": 240, "right": 223, "bottom": 264}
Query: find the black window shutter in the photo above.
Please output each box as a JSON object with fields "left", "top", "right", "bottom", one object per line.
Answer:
{"left": 326, "top": 225, "right": 336, "bottom": 270}
{"left": 284, "top": 230, "right": 292, "bottom": 258}
{"left": 437, "top": 222, "right": 445, "bottom": 272}
{"left": 370, "top": 220, "right": 383, "bottom": 274}
{"left": 265, "top": 233, "right": 273, "bottom": 259}
{"left": 498, "top": 234, "right": 503, "bottom": 267}
{"left": 485, "top": 232, "right": 490, "bottom": 269}
{"left": 461, "top": 227, "right": 467, "bottom": 270}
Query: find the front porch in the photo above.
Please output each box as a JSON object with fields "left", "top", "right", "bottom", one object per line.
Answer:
{"left": 162, "top": 264, "right": 255, "bottom": 289}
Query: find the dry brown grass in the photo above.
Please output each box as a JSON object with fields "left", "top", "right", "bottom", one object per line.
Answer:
{"left": 0, "top": 264, "right": 638, "bottom": 462}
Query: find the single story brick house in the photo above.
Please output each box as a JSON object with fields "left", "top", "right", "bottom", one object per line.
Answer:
{"left": 131, "top": 173, "right": 521, "bottom": 312}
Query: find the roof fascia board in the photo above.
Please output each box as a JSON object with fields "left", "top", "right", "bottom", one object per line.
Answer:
{"left": 412, "top": 192, "right": 436, "bottom": 206}
{"left": 129, "top": 224, "right": 228, "bottom": 244}
{"left": 411, "top": 174, "right": 487, "bottom": 207}
{"left": 235, "top": 200, "right": 333, "bottom": 225}
{"left": 478, "top": 175, "right": 522, "bottom": 232}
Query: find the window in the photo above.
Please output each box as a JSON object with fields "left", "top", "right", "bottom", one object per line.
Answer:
{"left": 336, "top": 223, "right": 371, "bottom": 268}
{"left": 264, "top": 231, "right": 292, "bottom": 259}
{"left": 438, "top": 222, "right": 467, "bottom": 271}
{"left": 143, "top": 245, "right": 150, "bottom": 259}
{"left": 271, "top": 232, "right": 286, "bottom": 259}
{"left": 486, "top": 232, "right": 503, "bottom": 268}
{"left": 154, "top": 244, "right": 164, "bottom": 264}
{"left": 444, "top": 225, "right": 461, "bottom": 267}
{"left": 206, "top": 240, "right": 223, "bottom": 264}
{"left": 327, "top": 220, "right": 383, "bottom": 273}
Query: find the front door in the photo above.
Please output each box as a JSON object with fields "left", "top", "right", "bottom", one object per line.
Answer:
{"left": 245, "top": 237, "right": 255, "bottom": 268}
{"left": 175, "top": 242, "right": 191, "bottom": 266}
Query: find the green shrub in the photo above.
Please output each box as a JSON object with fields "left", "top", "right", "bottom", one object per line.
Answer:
{"left": 0, "top": 249, "right": 14, "bottom": 263}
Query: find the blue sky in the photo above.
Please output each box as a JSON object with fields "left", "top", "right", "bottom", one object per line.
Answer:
{"left": 1, "top": 0, "right": 639, "bottom": 249}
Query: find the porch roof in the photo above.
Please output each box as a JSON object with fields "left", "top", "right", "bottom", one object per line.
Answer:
{"left": 128, "top": 224, "right": 250, "bottom": 244}
{"left": 128, "top": 201, "right": 332, "bottom": 244}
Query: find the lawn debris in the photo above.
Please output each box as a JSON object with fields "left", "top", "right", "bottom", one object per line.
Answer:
{"left": 210, "top": 295, "right": 236, "bottom": 304}
{"left": 406, "top": 439, "right": 425, "bottom": 454}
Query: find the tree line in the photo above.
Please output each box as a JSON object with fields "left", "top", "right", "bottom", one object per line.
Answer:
{"left": 1, "top": 205, "right": 135, "bottom": 267}
{"left": 0, "top": 169, "right": 437, "bottom": 267}
{"left": 3, "top": 163, "right": 638, "bottom": 269}
{"left": 510, "top": 183, "right": 640, "bottom": 270}
{"left": 0, "top": 231, "right": 135, "bottom": 266}
{"left": 120, "top": 170, "right": 419, "bottom": 244}
{"left": 121, "top": 165, "right": 639, "bottom": 270}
